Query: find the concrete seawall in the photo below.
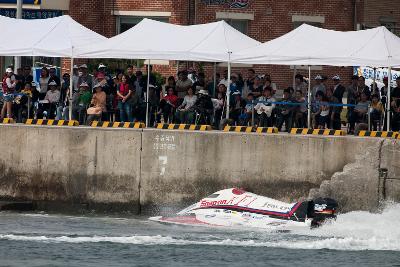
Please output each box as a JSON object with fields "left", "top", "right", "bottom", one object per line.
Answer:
{"left": 0, "top": 124, "right": 398, "bottom": 214}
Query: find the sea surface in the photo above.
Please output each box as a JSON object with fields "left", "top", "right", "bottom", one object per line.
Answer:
{"left": 0, "top": 204, "right": 399, "bottom": 267}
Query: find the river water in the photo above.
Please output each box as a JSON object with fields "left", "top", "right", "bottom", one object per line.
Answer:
{"left": 0, "top": 204, "right": 399, "bottom": 267}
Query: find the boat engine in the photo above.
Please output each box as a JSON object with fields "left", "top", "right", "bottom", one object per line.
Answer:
{"left": 309, "top": 198, "right": 338, "bottom": 227}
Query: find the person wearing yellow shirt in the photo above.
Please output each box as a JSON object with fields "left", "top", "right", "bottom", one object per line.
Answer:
{"left": 370, "top": 94, "right": 384, "bottom": 131}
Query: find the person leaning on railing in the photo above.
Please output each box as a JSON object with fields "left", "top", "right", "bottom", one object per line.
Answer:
{"left": 293, "top": 89, "right": 307, "bottom": 128}
{"left": 370, "top": 94, "right": 384, "bottom": 131}
{"left": 348, "top": 92, "right": 370, "bottom": 134}
{"left": 276, "top": 88, "right": 295, "bottom": 132}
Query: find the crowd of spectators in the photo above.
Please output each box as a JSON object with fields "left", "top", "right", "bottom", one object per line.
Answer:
{"left": 1, "top": 64, "right": 400, "bottom": 133}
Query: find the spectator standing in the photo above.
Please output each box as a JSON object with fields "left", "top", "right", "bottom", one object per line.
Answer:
{"left": 293, "top": 89, "right": 307, "bottom": 128}
{"left": 243, "top": 69, "right": 256, "bottom": 96}
{"left": 77, "top": 64, "right": 93, "bottom": 90}
{"left": 332, "top": 75, "right": 345, "bottom": 104}
{"left": 370, "top": 94, "right": 384, "bottom": 131}
{"left": 126, "top": 65, "right": 137, "bottom": 87}
{"left": 294, "top": 74, "right": 307, "bottom": 96}
{"left": 71, "top": 65, "right": 79, "bottom": 93}
{"left": 318, "top": 94, "right": 330, "bottom": 129}
{"left": 1, "top": 68, "right": 17, "bottom": 119}
{"left": 358, "top": 76, "right": 371, "bottom": 98}
{"left": 390, "top": 77, "right": 400, "bottom": 131}
{"left": 162, "top": 76, "right": 176, "bottom": 97}
{"left": 117, "top": 75, "right": 133, "bottom": 122}
{"left": 251, "top": 76, "right": 264, "bottom": 98}
{"left": 311, "top": 75, "right": 326, "bottom": 101}
{"left": 48, "top": 67, "right": 61, "bottom": 87}
{"left": 35, "top": 67, "right": 50, "bottom": 100}
{"left": 135, "top": 70, "right": 145, "bottom": 99}
{"left": 159, "top": 87, "right": 179, "bottom": 123}
{"left": 276, "top": 88, "right": 294, "bottom": 132}
{"left": 56, "top": 73, "right": 70, "bottom": 120}
{"left": 326, "top": 88, "right": 341, "bottom": 130}
{"left": 176, "top": 70, "right": 192, "bottom": 98}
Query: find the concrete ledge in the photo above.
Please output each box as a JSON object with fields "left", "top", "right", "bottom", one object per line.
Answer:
{"left": 0, "top": 118, "right": 14, "bottom": 124}
{"left": 91, "top": 121, "right": 145, "bottom": 129}
{"left": 256, "top": 127, "right": 278, "bottom": 134}
{"left": 156, "top": 123, "right": 211, "bottom": 131}
{"left": 26, "top": 119, "right": 79, "bottom": 126}
{"left": 290, "top": 128, "right": 346, "bottom": 136}
{"left": 358, "top": 130, "right": 399, "bottom": 138}
{"left": 224, "top": 126, "right": 254, "bottom": 132}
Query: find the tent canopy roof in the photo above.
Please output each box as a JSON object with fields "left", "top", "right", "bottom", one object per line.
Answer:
{"left": 75, "top": 18, "right": 260, "bottom": 62}
{"left": 0, "top": 15, "right": 107, "bottom": 57}
{"left": 232, "top": 24, "right": 400, "bottom": 67}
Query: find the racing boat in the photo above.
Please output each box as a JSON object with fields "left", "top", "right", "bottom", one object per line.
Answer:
{"left": 149, "top": 188, "right": 337, "bottom": 229}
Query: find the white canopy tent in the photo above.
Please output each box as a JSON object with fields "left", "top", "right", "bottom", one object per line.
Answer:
{"left": 232, "top": 24, "right": 400, "bottom": 129}
{"left": 0, "top": 15, "right": 107, "bottom": 120}
{"left": 231, "top": 24, "right": 400, "bottom": 67}
{"left": 0, "top": 15, "right": 107, "bottom": 57}
{"left": 76, "top": 18, "right": 260, "bottom": 124}
{"left": 75, "top": 18, "right": 260, "bottom": 62}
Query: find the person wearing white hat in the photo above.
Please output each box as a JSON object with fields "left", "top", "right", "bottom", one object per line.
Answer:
{"left": 332, "top": 75, "right": 345, "bottom": 104}
{"left": 86, "top": 82, "right": 107, "bottom": 125}
{"left": 189, "top": 87, "right": 214, "bottom": 124}
{"left": 98, "top": 63, "right": 106, "bottom": 70}
{"left": 77, "top": 64, "right": 93, "bottom": 91}
{"left": 1, "top": 68, "right": 17, "bottom": 119}
{"left": 37, "top": 80, "right": 60, "bottom": 119}
{"left": 311, "top": 74, "right": 326, "bottom": 101}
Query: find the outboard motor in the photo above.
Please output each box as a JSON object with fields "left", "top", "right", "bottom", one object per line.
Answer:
{"left": 309, "top": 198, "right": 338, "bottom": 227}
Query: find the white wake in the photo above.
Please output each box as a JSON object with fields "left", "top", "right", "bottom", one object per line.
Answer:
{"left": 1, "top": 203, "right": 399, "bottom": 251}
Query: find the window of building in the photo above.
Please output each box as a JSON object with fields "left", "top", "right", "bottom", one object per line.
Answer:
{"left": 292, "top": 15, "right": 325, "bottom": 29}
{"left": 215, "top": 12, "right": 254, "bottom": 35}
{"left": 225, "top": 19, "right": 248, "bottom": 34}
{"left": 379, "top": 17, "right": 399, "bottom": 36}
{"left": 118, "top": 16, "right": 169, "bottom": 33}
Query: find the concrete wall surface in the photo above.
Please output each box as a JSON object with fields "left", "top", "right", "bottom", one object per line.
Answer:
{"left": 0, "top": 125, "right": 141, "bottom": 212}
{"left": 0, "top": 124, "right": 398, "bottom": 214}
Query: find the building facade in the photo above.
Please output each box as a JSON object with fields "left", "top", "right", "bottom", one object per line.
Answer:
{"left": 1, "top": 0, "right": 399, "bottom": 89}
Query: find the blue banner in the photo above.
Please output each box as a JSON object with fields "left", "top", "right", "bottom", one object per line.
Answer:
{"left": 0, "top": 0, "right": 40, "bottom": 4}
{"left": 0, "top": 8, "right": 62, "bottom": 19}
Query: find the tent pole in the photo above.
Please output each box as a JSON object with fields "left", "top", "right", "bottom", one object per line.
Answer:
{"left": 69, "top": 57, "right": 74, "bottom": 121}
{"left": 307, "top": 65, "right": 311, "bottom": 128}
{"left": 387, "top": 66, "right": 391, "bottom": 131}
{"left": 146, "top": 60, "right": 151, "bottom": 127}
{"left": 176, "top": 60, "right": 180, "bottom": 76}
{"left": 213, "top": 62, "right": 217, "bottom": 97}
{"left": 226, "top": 52, "right": 232, "bottom": 119}
{"left": 292, "top": 65, "right": 297, "bottom": 89}
{"left": 372, "top": 67, "right": 376, "bottom": 93}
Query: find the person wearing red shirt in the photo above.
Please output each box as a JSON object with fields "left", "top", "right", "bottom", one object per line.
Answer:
{"left": 117, "top": 75, "right": 133, "bottom": 122}
{"left": 159, "top": 87, "right": 178, "bottom": 123}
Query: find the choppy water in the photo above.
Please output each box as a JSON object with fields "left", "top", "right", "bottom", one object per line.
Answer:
{"left": 0, "top": 204, "right": 399, "bottom": 267}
